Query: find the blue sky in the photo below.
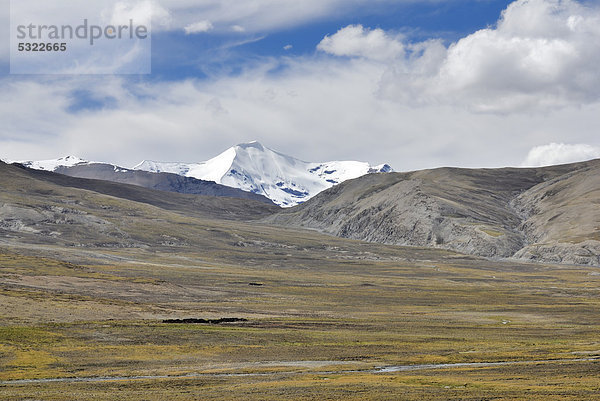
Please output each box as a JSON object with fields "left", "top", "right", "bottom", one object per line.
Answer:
{"left": 150, "top": 0, "right": 513, "bottom": 80}
{"left": 1, "top": 0, "right": 600, "bottom": 169}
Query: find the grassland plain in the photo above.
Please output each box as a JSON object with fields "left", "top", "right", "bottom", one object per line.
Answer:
{"left": 1, "top": 162, "right": 600, "bottom": 399}
{"left": 1, "top": 227, "right": 600, "bottom": 400}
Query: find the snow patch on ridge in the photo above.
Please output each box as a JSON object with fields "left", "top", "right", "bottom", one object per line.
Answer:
{"left": 16, "top": 156, "right": 91, "bottom": 171}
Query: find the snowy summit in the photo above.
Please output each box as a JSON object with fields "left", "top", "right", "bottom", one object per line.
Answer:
{"left": 134, "top": 141, "right": 392, "bottom": 207}
{"left": 15, "top": 143, "right": 392, "bottom": 207}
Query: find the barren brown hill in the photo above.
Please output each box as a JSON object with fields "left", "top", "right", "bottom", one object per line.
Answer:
{"left": 269, "top": 159, "right": 600, "bottom": 266}
{"left": 0, "top": 161, "right": 279, "bottom": 249}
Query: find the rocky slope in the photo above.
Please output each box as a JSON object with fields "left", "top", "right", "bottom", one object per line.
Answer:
{"left": 511, "top": 162, "right": 600, "bottom": 265}
{"left": 1, "top": 162, "right": 278, "bottom": 225}
{"left": 268, "top": 159, "right": 600, "bottom": 266}
{"left": 0, "top": 160, "right": 279, "bottom": 251}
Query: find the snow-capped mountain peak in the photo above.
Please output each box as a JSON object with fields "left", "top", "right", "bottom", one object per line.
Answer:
{"left": 15, "top": 143, "right": 392, "bottom": 207}
{"left": 133, "top": 142, "right": 393, "bottom": 207}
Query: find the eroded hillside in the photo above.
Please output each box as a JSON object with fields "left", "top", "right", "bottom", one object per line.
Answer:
{"left": 269, "top": 159, "right": 600, "bottom": 266}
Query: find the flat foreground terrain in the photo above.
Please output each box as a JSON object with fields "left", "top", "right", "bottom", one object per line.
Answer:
{"left": 1, "top": 215, "right": 599, "bottom": 400}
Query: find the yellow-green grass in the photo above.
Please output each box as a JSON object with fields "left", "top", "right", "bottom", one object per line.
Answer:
{"left": 1, "top": 235, "right": 600, "bottom": 399}
{"left": 1, "top": 362, "right": 599, "bottom": 400}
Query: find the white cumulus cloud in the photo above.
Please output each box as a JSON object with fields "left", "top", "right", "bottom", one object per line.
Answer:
{"left": 184, "top": 20, "right": 214, "bottom": 34}
{"left": 522, "top": 143, "right": 600, "bottom": 167}
{"left": 376, "top": 0, "right": 600, "bottom": 112}
{"left": 318, "top": 25, "right": 405, "bottom": 61}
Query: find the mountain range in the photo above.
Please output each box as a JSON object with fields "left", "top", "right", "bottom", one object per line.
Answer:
{"left": 15, "top": 142, "right": 393, "bottom": 207}
{"left": 5, "top": 145, "right": 600, "bottom": 266}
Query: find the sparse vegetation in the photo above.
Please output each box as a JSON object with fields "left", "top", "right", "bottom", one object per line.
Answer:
{"left": 479, "top": 227, "right": 504, "bottom": 237}
{"left": 1, "top": 161, "right": 600, "bottom": 399}
{"left": 2, "top": 238, "right": 600, "bottom": 399}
